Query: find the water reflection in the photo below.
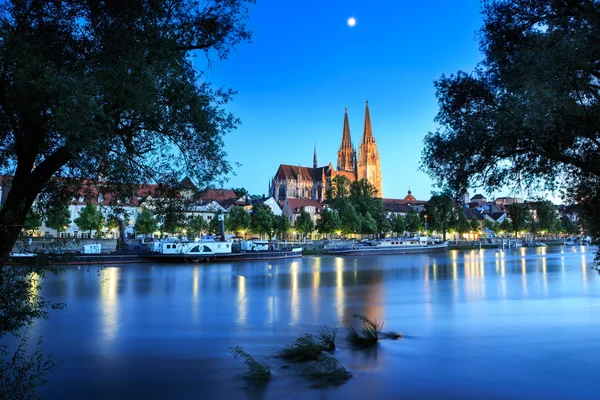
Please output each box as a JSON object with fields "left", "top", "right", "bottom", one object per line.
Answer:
{"left": 35, "top": 246, "right": 600, "bottom": 400}
{"left": 100, "top": 267, "right": 119, "bottom": 342}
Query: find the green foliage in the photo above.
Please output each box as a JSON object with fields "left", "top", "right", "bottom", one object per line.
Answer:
{"left": 346, "top": 314, "right": 384, "bottom": 347}
{"left": 338, "top": 199, "right": 361, "bottom": 235}
{"left": 316, "top": 208, "right": 341, "bottom": 235}
{"left": 560, "top": 214, "right": 578, "bottom": 235}
{"left": 535, "top": 201, "right": 559, "bottom": 234}
{"left": 229, "top": 346, "right": 270, "bottom": 381}
{"left": 421, "top": 0, "right": 600, "bottom": 242}
{"left": 226, "top": 206, "right": 250, "bottom": 235}
{"left": 272, "top": 214, "right": 291, "bottom": 239}
{"left": 316, "top": 325, "right": 337, "bottom": 351}
{"left": 44, "top": 203, "right": 71, "bottom": 233}
{"left": 455, "top": 210, "right": 471, "bottom": 235}
{"left": 326, "top": 176, "right": 351, "bottom": 208}
{"left": 134, "top": 207, "right": 158, "bottom": 236}
{"left": 423, "top": 193, "right": 455, "bottom": 240}
{"left": 23, "top": 208, "right": 42, "bottom": 233}
{"left": 279, "top": 334, "right": 322, "bottom": 362}
{"left": 0, "top": 334, "right": 58, "bottom": 400}
{"left": 250, "top": 203, "right": 273, "bottom": 239}
{"left": 483, "top": 219, "right": 499, "bottom": 234}
{"left": 187, "top": 215, "right": 208, "bottom": 238}
{"left": 154, "top": 198, "right": 188, "bottom": 234}
{"left": 390, "top": 214, "right": 406, "bottom": 235}
{"left": 507, "top": 203, "right": 530, "bottom": 235}
{"left": 499, "top": 218, "right": 512, "bottom": 235}
{"left": 295, "top": 210, "right": 314, "bottom": 238}
{"left": 469, "top": 217, "right": 480, "bottom": 233}
{"left": 360, "top": 212, "right": 377, "bottom": 235}
{"left": 405, "top": 208, "right": 422, "bottom": 234}
{"left": 74, "top": 202, "right": 104, "bottom": 236}
{"left": 301, "top": 354, "right": 351, "bottom": 381}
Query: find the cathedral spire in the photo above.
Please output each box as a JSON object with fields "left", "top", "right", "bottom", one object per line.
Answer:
{"left": 337, "top": 107, "right": 356, "bottom": 172}
{"left": 341, "top": 107, "right": 352, "bottom": 148}
{"left": 313, "top": 143, "right": 317, "bottom": 169}
{"left": 362, "top": 100, "right": 374, "bottom": 143}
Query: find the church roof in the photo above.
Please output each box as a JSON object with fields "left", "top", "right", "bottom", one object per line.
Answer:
{"left": 403, "top": 189, "right": 416, "bottom": 201}
{"left": 274, "top": 164, "right": 315, "bottom": 181}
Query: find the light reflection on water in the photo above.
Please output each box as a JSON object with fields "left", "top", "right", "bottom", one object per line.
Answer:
{"left": 33, "top": 246, "right": 600, "bottom": 400}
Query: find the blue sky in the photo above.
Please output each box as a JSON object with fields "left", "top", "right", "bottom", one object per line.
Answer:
{"left": 198, "top": 0, "right": 486, "bottom": 200}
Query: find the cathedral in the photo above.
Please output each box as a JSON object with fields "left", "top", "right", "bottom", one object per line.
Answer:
{"left": 269, "top": 101, "right": 383, "bottom": 202}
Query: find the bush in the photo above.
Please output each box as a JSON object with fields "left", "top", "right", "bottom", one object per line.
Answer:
{"left": 302, "top": 354, "right": 351, "bottom": 381}
{"left": 346, "top": 314, "right": 384, "bottom": 347}
{"left": 278, "top": 334, "right": 322, "bottom": 362}
{"left": 317, "top": 325, "right": 337, "bottom": 351}
{"left": 229, "top": 346, "right": 270, "bottom": 381}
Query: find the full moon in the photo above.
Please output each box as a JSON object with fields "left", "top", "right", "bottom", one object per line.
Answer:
{"left": 347, "top": 17, "right": 356, "bottom": 27}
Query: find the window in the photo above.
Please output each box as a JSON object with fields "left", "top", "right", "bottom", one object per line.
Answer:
{"left": 189, "top": 245, "right": 200, "bottom": 253}
{"left": 203, "top": 245, "right": 212, "bottom": 252}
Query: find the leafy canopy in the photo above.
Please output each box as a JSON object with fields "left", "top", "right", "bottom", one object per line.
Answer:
{"left": 421, "top": 0, "right": 600, "bottom": 240}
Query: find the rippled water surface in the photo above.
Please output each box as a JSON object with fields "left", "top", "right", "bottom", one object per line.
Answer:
{"left": 33, "top": 246, "right": 599, "bottom": 399}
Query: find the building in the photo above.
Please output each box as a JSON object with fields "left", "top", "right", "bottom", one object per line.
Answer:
{"left": 269, "top": 101, "right": 383, "bottom": 202}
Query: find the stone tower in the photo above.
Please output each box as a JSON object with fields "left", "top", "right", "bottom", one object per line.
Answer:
{"left": 357, "top": 101, "right": 383, "bottom": 197}
{"left": 337, "top": 108, "right": 356, "bottom": 173}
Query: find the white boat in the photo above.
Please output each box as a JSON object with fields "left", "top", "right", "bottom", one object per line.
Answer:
{"left": 329, "top": 236, "right": 448, "bottom": 256}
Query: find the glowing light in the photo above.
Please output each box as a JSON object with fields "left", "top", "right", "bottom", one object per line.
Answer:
{"left": 347, "top": 17, "right": 356, "bottom": 27}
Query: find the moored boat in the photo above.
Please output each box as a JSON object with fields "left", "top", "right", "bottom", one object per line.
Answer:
{"left": 328, "top": 236, "right": 448, "bottom": 256}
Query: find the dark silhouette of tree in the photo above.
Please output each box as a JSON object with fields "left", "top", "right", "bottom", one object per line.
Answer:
{"left": 134, "top": 207, "right": 158, "bottom": 238}
{"left": 45, "top": 203, "right": 71, "bottom": 235}
{"left": 227, "top": 206, "right": 250, "bottom": 236}
{"left": 316, "top": 208, "right": 341, "bottom": 236}
{"left": 421, "top": 0, "right": 600, "bottom": 248}
{"left": 295, "top": 210, "right": 314, "bottom": 240}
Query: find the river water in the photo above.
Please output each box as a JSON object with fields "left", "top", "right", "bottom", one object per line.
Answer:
{"left": 31, "top": 246, "right": 599, "bottom": 399}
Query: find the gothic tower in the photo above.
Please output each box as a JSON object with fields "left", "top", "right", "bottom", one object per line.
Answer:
{"left": 357, "top": 100, "right": 383, "bottom": 197}
{"left": 337, "top": 108, "right": 356, "bottom": 173}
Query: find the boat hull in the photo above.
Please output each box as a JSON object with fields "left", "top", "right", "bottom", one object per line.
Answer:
{"left": 329, "top": 243, "right": 448, "bottom": 256}
{"left": 140, "top": 250, "right": 303, "bottom": 263}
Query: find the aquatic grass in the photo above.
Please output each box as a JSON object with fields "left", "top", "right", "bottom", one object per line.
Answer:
{"left": 301, "top": 354, "right": 352, "bottom": 381}
{"left": 317, "top": 325, "right": 337, "bottom": 351}
{"left": 229, "top": 346, "right": 271, "bottom": 381}
{"left": 382, "top": 331, "right": 404, "bottom": 340}
{"left": 278, "top": 334, "right": 322, "bottom": 362}
{"left": 346, "top": 314, "right": 384, "bottom": 347}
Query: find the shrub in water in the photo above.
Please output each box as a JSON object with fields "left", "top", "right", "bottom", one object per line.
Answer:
{"left": 302, "top": 354, "right": 351, "bottom": 381}
{"left": 317, "top": 325, "right": 337, "bottom": 351}
{"left": 230, "top": 346, "right": 271, "bottom": 381}
{"left": 278, "top": 334, "right": 322, "bottom": 362}
{"left": 346, "top": 314, "right": 384, "bottom": 347}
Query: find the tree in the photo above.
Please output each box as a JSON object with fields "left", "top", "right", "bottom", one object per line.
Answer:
{"left": 187, "top": 215, "right": 208, "bottom": 238}
{"left": 0, "top": 0, "right": 253, "bottom": 268}
{"left": 469, "top": 217, "right": 480, "bottom": 235}
{"left": 390, "top": 214, "right": 406, "bottom": 236}
{"left": 134, "top": 207, "right": 158, "bottom": 238}
{"left": 406, "top": 209, "right": 422, "bottom": 235}
{"left": 423, "top": 194, "right": 455, "bottom": 240}
{"left": 360, "top": 212, "right": 377, "bottom": 236}
{"left": 23, "top": 207, "right": 42, "bottom": 235}
{"left": 560, "top": 214, "right": 579, "bottom": 236}
{"left": 421, "top": 0, "right": 600, "bottom": 251}
{"left": 507, "top": 204, "right": 530, "bottom": 237}
{"left": 273, "top": 214, "right": 291, "bottom": 240}
{"left": 45, "top": 203, "right": 71, "bottom": 235}
{"left": 74, "top": 202, "right": 104, "bottom": 237}
{"left": 326, "top": 176, "right": 352, "bottom": 209}
{"left": 536, "top": 201, "right": 559, "bottom": 237}
{"left": 483, "top": 219, "right": 500, "bottom": 234}
{"left": 208, "top": 213, "right": 227, "bottom": 236}
{"left": 295, "top": 210, "right": 314, "bottom": 240}
{"left": 455, "top": 210, "right": 471, "bottom": 238}
{"left": 338, "top": 199, "right": 361, "bottom": 235}
{"left": 227, "top": 206, "right": 250, "bottom": 236}
{"left": 499, "top": 218, "right": 512, "bottom": 237}
{"left": 316, "top": 208, "right": 341, "bottom": 236}
{"left": 250, "top": 203, "right": 273, "bottom": 239}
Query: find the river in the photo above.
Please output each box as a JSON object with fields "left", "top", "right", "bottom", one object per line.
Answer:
{"left": 31, "top": 246, "right": 599, "bottom": 399}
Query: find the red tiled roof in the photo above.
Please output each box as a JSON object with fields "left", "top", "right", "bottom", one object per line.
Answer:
{"left": 286, "top": 198, "right": 324, "bottom": 213}
{"left": 198, "top": 189, "right": 237, "bottom": 203}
